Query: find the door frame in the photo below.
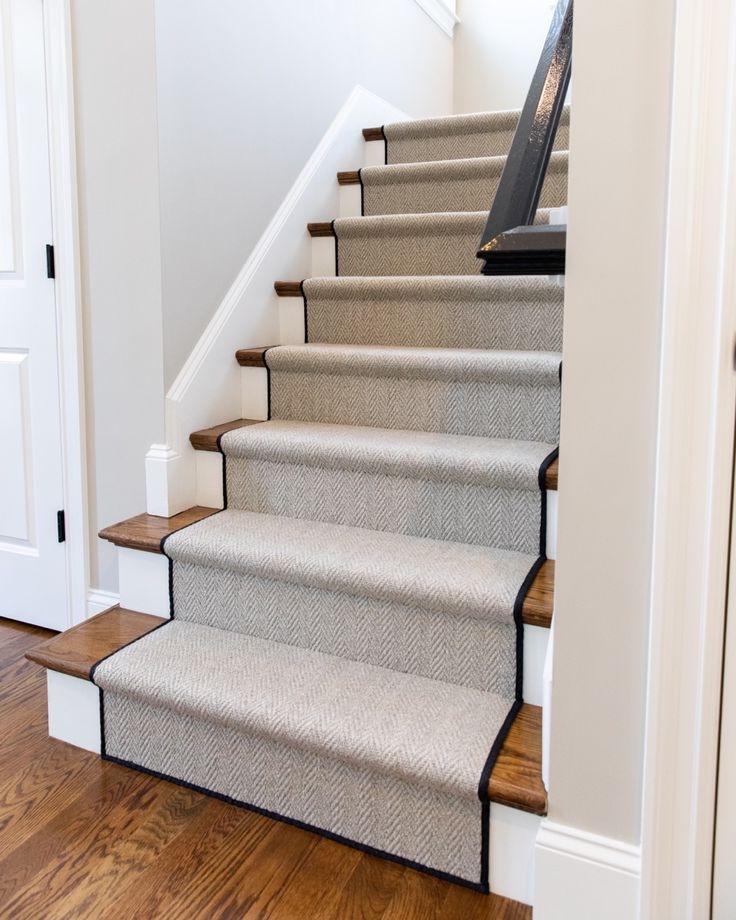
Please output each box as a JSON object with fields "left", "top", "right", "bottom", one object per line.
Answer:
{"left": 638, "top": 0, "right": 736, "bottom": 915}
{"left": 41, "top": 0, "right": 88, "bottom": 628}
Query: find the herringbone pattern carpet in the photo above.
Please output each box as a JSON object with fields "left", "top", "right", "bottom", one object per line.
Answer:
{"left": 93, "top": 102, "right": 567, "bottom": 891}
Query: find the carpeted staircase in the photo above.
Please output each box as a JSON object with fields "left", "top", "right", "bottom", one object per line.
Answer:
{"left": 91, "top": 106, "right": 567, "bottom": 892}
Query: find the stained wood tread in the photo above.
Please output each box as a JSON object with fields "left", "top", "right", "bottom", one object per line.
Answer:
{"left": 235, "top": 346, "right": 276, "bottom": 367}
{"left": 190, "top": 418, "right": 262, "bottom": 451}
{"left": 98, "top": 506, "right": 218, "bottom": 554}
{"left": 308, "top": 222, "right": 336, "bottom": 238}
{"left": 97, "top": 506, "right": 554, "bottom": 628}
{"left": 25, "top": 606, "right": 165, "bottom": 680}
{"left": 337, "top": 170, "right": 361, "bottom": 186}
{"left": 24, "top": 608, "right": 545, "bottom": 815}
{"left": 363, "top": 126, "right": 385, "bottom": 141}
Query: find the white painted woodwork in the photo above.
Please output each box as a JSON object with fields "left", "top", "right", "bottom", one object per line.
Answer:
{"left": 311, "top": 235, "right": 337, "bottom": 277}
{"left": 0, "top": 0, "right": 69, "bottom": 630}
{"left": 535, "top": 821, "right": 641, "bottom": 920}
{"left": 490, "top": 804, "right": 539, "bottom": 905}
{"left": 117, "top": 547, "right": 170, "bottom": 618}
{"left": 338, "top": 182, "right": 361, "bottom": 218}
{"left": 364, "top": 139, "right": 385, "bottom": 169}
{"left": 240, "top": 366, "right": 269, "bottom": 420}
{"left": 277, "top": 296, "right": 306, "bottom": 344}
{"left": 195, "top": 450, "right": 224, "bottom": 509}
{"left": 524, "top": 625, "right": 547, "bottom": 707}
{"left": 47, "top": 670, "right": 101, "bottom": 754}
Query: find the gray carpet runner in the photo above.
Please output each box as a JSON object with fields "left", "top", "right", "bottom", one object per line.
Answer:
{"left": 92, "top": 101, "right": 567, "bottom": 892}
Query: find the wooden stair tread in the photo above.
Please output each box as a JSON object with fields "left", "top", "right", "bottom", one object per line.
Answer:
{"left": 190, "top": 419, "right": 262, "bottom": 452}
{"left": 337, "top": 170, "right": 361, "bottom": 186}
{"left": 488, "top": 703, "right": 546, "bottom": 814}
{"left": 307, "top": 222, "right": 335, "bottom": 238}
{"left": 274, "top": 281, "right": 304, "bottom": 297}
{"left": 26, "top": 608, "right": 545, "bottom": 815}
{"left": 235, "top": 346, "right": 275, "bottom": 367}
{"left": 363, "top": 127, "right": 385, "bottom": 142}
{"left": 25, "top": 606, "right": 165, "bottom": 680}
{"left": 98, "top": 506, "right": 218, "bottom": 554}
{"left": 522, "top": 559, "right": 554, "bottom": 628}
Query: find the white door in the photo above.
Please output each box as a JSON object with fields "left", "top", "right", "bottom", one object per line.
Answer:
{"left": 0, "top": 0, "right": 69, "bottom": 630}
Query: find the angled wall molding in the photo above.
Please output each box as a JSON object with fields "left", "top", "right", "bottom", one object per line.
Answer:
{"left": 145, "top": 86, "right": 408, "bottom": 517}
{"left": 412, "top": 0, "right": 459, "bottom": 37}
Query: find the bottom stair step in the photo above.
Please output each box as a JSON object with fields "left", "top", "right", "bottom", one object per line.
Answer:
{"left": 92, "top": 619, "right": 525, "bottom": 890}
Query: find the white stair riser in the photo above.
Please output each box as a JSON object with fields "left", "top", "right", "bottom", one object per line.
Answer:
{"left": 339, "top": 182, "right": 362, "bottom": 218}
{"left": 114, "top": 540, "right": 549, "bottom": 706}
{"left": 311, "top": 235, "right": 336, "bottom": 277}
{"left": 43, "top": 670, "right": 539, "bottom": 907}
{"left": 118, "top": 547, "right": 170, "bottom": 618}
{"left": 364, "top": 139, "right": 385, "bottom": 168}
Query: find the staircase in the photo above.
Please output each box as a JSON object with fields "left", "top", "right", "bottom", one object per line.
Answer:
{"left": 30, "top": 103, "right": 568, "bottom": 906}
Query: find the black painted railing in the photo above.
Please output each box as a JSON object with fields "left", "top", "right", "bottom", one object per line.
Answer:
{"left": 477, "top": 0, "right": 572, "bottom": 275}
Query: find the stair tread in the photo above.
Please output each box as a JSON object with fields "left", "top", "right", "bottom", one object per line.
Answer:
{"left": 221, "top": 419, "right": 555, "bottom": 492}
{"left": 96, "top": 506, "right": 554, "bottom": 627}
{"left": 92, "top": 618, "right": 545, "bottom": 812}
{"left": 98, "top": 506, "right": 218, "bottom": 553}
{"left": 378, "top": 104, "right": 569, "bottom": 141}
{"left": 27, "top": 607, "right": 545, "bottom": 813}
{"left": 189, "top": 418, "right": 261, "bottom": 451}
{"left": 165, "top": 508, "right": 540, "bottom": 626}
{"left": 359, "top": 151, "right": 568, "bottom": 187}
{"left": 309, "top": 210, "right": 553, "bottom": 238}
{"left": 296, "top": 274, "right": 565, "bottom": 301}
{"left": 265, "top": 342, "right": 562, "bottom": 382}
{"left": 25, "top": 605, "right": 165, "bottom": 679}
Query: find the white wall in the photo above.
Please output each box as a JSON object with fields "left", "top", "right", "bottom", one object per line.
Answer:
{"left": 154, "top": 0, "right": 454, "bottom": 387}
{"left": 548, "top": 0, "right": 675, "bottom": 844}
{"left": 71, "top": 0, "right": 165, "bottom": 594}
{"left": 454, "top": 0, "right": 556, "bottom": 113}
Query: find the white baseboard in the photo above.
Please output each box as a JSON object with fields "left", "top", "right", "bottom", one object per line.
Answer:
{"left": 146, "top": 86, "right": 408, "bottom": 517}
{"left": 87, "top": 588, "right": 120, "bottom": 617}
{"left": 535, "top": 820, "right": 641, "bottom": 920}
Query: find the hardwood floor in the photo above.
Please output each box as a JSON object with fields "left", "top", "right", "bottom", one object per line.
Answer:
{"left": 1, "top": 619, "right": 531, "bottom": 919}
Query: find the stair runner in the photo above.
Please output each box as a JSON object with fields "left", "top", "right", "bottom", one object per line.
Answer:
{"left": 91, "top": 106, "right": 567, "bottom": 891}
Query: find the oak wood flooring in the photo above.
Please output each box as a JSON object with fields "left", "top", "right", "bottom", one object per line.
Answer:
{"left": 1, "top": 619, "right": 531, "bottom": 918}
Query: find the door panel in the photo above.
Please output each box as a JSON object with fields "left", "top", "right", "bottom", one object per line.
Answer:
{"left": 0, "top": 0, "right": 69, "bottom": 630}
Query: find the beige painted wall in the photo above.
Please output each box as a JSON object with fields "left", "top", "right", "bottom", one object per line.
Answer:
{"left": 154, "top": 0, "right": 454, "bottom": 387}
{"left": 71, "top": 0, "right": 165, "bottom": 594}
{"left": 548, "top": 0, "right": 675, "bottom": 842}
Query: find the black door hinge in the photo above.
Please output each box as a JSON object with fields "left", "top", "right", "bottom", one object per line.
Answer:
{"left": 57, "top": 510, "right": 66, "bottom": 543}
{"left": 46, "top": 244, "right": 55, "bottom": 279}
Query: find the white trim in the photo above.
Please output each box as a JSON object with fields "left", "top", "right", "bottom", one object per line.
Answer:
{"left": 639, "top": 0, "right": 736, "bottom": 916}
{"left": 42, "top": 0, "right": 89, "bottom": 626}
{"left": 87, "top": 588, "right": 120, "bottom": 617}
{"left": 535, "top": 820, "right": 641, "bottom": 920}
{"left": 147, "top": 87, "right": 408, "bottom": 515}
{"left": 411, "top": 0, "right": 459, "bottom": 36}
{"left": 47, "top": 670, "right": 101, "bottom": 753}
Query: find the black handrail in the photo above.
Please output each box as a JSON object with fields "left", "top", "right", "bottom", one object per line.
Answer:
{"left": 477, "top": 0, "right": 572, "bottom": 275}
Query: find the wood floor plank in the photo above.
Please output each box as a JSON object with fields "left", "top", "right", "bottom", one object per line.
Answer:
{"left": 331, "top": 852, "right": 408, "bottom": 919}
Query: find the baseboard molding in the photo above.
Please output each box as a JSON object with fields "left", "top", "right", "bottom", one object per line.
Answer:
{"left": 147, "top": 85, "right": 408, "bottom": 516}
{"left": 87, "top": 589, "right": 120, "bottom": 618}
{"left": 412, "top": 0, "right": 459, "bottom": 36}
{"left": 535, "top": 820, "right": 641, "bottom": 920}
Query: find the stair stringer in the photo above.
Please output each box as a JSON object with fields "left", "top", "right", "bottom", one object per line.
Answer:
{"left": 144, "top": 86, "right": 409, "bottom": 517}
